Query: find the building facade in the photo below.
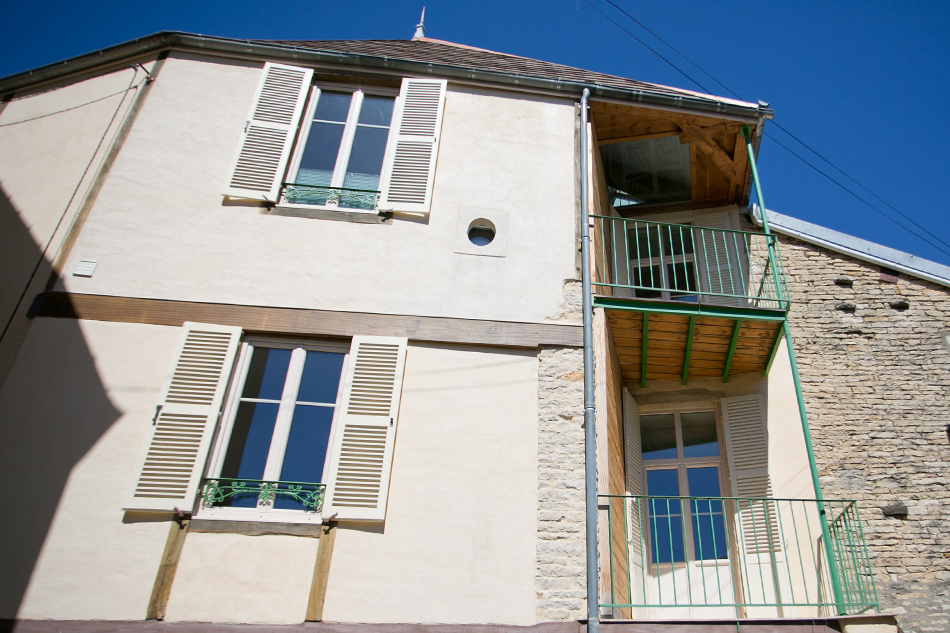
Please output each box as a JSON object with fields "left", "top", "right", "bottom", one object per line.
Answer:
{"left": 0, "top": 30, "right": 943, "bottom": 633}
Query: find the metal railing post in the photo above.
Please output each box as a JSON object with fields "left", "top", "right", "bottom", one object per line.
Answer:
{"left": 740, "top": 126, "right": 846, "bottom": 614}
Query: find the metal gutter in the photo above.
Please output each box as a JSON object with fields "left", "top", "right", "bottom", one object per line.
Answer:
{"left": 0, "top": 31, "right": 773, "bottom": 121}
{"left": 751, "top": 206, "right": 950, "bottom": 289}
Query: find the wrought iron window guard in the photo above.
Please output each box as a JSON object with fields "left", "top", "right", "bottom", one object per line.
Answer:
{"left": 279, "top": 183, "right": 380, "bottom": 211}
{"left": 598, "top": 494, "right": 878, "bottom": 617}
{"left": 200, "top": 478, "right": 326, "bottom": 513}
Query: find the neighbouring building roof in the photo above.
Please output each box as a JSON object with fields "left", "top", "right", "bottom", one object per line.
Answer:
{"left": 0, "top": 32, "right": 769, "bottom": 120}
{"left": 752, "top": 206, "right": 950, "bottom": 288}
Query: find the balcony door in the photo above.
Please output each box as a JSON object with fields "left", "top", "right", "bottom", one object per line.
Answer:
{"left": 638, "top": 409, "right": 738, "bottom": 618}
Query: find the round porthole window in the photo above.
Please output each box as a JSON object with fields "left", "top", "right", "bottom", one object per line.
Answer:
{"left": 468, "top": 219, "right": 496, "bottom": 246}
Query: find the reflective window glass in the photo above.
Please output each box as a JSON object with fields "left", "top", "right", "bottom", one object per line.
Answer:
{"left": 646, "top": 469, "right": 684, "bottom": 563}
{"left": 687, "top": 467, "right": 727, "bottom": 560}
{"left": 682, "top": 411, "right": 719, "bottom": 457}
{"left": 641, "top": 414, "right": 677, "bottom": 460}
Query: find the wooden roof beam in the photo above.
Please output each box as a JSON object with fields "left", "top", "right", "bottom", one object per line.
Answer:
{"left": 676, "top": 121, "right": 739, "bottom": 181}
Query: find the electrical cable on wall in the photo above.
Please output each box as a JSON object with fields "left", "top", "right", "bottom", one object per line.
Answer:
{"left": 0, "top": 67, "right": 148, "bottom": 346}
{"left": 586, "top": 0, "right": 949, "bottom": 258}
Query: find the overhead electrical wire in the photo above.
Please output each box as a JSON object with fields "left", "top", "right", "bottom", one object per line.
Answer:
{"left": 586, "top": 0, "right": 950, "bottom": 258}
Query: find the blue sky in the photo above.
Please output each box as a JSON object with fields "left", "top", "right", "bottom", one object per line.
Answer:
{"left": 3, "top": 1, "right": 948, "bottom": 266}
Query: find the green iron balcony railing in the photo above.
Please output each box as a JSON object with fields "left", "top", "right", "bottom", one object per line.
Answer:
{"left": 591, "top": 216, "right": 790, "bottom": 311}
{"left": 280, "top": 183, "right": 380, "bottom": 211}
{"left": 599, "top": 494, "right": 878, "bottom": 618}
{"left": 200, "top": 478, "right": 326, "bottom": 513}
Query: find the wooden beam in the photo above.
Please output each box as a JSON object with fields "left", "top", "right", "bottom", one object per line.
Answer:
{"left": 146, "top": 517, "right": 189, "bottom": 620}
{"left": 721, "top": 319, "right": 744, "bottom": 383}
{"left": 676, "top": 121, "right": 739, "bottom": 181}
{"left": 681, "top": 315, "right": 696, "bottom": 385}
{"left": 764, "top": 323, "right": 786, "bottom": 376}
{"left": 594, "top": 118, "right": 680, "bottom": 141}
{"left": 306, "top": 522, "right": 338, "bottom": 621}
{"left": 33, "top": 292, "right": 582, "bottom": 349}
{"left": 599, "top": 130, "right": 682, "bottom": 145}
{"left": 641, "top": 312, "right": 649, "bottom": 388}
{"left": 730, "top": 131, "right": 750, "bottom": 203}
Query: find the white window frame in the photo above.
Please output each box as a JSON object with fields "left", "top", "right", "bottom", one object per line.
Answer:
{"left": 281, "top": 82, "right": 400, "bottom": 213}
{"left": 198, "top": 336, "right": 350, "bottom": 523}
{"left": 638, "top": 402, "right": 733, "bottom": 569}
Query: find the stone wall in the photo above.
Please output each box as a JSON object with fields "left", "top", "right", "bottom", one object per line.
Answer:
{"left": 537, "top": 347, "right": 587, "bottom": 622}
{"left": 780, "top": 235, "right": 950, "bottom": 633}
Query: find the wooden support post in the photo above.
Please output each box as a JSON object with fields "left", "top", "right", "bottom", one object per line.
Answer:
{"left": 146, "top": 517, "right": 190, "bottom": 620}
{"left": 640, "top": 312, "right": 649, "bottom": 388}
{"left": 306, "top": 522, "right": 338, "bottom": 621}
{"left": 681, "top": 315, "right": 696, "bottom": 386}
{"left": 722, "top": 319, "right": 743, "bottom": 383}
{"left": 764, "top": 322, "right": 786, "bottom": 377}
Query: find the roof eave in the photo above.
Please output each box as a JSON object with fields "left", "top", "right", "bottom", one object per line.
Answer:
{"left": 0, "top": 31, "right": 773, "bottom": 120}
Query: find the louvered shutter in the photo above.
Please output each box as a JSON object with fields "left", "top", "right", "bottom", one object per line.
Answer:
{"left": 224, "top": 62, "right": 313, "bottom": 201}
{"left": 694, "top": 212, "right": 744, "bottom": 307}
{"left": 721, "top": 394, "right": 780, "bottom": 554}
{"left": 323, "top": 336, "right": 408, "bottom": 521}
{"left": 622, "top": 388, "right": 643, "bottom": 554}
{"left": 125, "top": 323, "right": 242, "bottom": 512}
{"left": 377, "top": 79, "right": 447, "bottom": 215}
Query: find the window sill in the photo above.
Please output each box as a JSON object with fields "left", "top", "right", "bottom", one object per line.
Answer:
{"left": 265, "top": 204, "right": 391, "bottom": 224}
{"left": 189, "top": 518, "right": 324, "bottom": 537}
{"left": 196, "top": 506, "right": 324, "bottom": 524}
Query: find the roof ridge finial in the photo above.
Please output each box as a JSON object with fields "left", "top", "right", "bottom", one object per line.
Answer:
{"left": 413, "top": 7, "right": 426, "bottom": 40}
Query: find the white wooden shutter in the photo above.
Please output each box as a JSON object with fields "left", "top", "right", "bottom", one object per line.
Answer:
{"left": 125, "top": 323, "right": 242, "bottom": 512}
{"left": 694, "top": 211, "right": 744, "bottom": 307}
{"left": 224, "top": 62, "right": 313, "bottom": 201}
{"left": 721, "top": 394, "right": 780, "bottom": 554}
{"left": 323, "top": 336, "right": 408, "bottom": 521}
{"left": 622, "top": 388, "right": 643, "bottom": 554}
{"left": 377, "top": 79, "right": 447, "bottom": 215}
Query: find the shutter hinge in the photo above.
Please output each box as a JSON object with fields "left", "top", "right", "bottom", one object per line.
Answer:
{"left": 151, "top": 404, "right": 163, "bottom": 425}
{"left": 244, "top": 120, "right": 250, "bottom": 133}
{"left": 390, "top": 417, "right": 394, "bottom": 427}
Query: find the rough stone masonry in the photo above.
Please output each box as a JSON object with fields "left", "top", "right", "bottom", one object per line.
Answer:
{"left": 779, "top": 234, "right": 950, "bottom": 633}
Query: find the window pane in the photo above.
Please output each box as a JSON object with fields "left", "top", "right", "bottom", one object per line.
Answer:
{"left": 357, "top": 96, "right": 394, "bottom": 126}
{"left": 681, "top": 411, "right": 719, "bottom": 457}
{"left": 687, "top": 467, "right": 727, "bottom": 560}
{"left": 297, "top": 122, "right": 345, "bottom": 186}
{"left": 313, "top": 92, "right": 351, "bottom": 122}
{"left": 641, "top": 414, "right": 677, "bottom": 459}
{"left": 667, "top": 261, "right": 697, "bottom": 293}
{"left": 663, "top": 225, "right": 694, "bottom": 255}
{"left": 342, "top": 126, "right": 390, "bottom": 191}
{"left": 275, "top": 405, "right": 336, "bottom": 510}
{"left": 242, "top": 347, "right": 291, "bottom": 400}
{"left": 220, "top": 402, "right": 280, "bottom": 507}
{"left": 297, "top": 351, "right": 345, "bottom": 404}
{"left": 646, "top": 469, "right": 684, "bottom": 563}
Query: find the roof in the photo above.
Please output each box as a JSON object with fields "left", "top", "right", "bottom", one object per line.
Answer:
{"left": 266, "top": 37, "right": 758, "bottom": 110}
{"left": 0, "top": 31, "right": 770, "bottom": 120}
{"left": 751, "top": 206, "right": 950, "bottom": 288}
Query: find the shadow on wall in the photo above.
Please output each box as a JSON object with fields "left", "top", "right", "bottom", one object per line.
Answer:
{"left": 0, "top": 185, "right": 120, "bottom": 619}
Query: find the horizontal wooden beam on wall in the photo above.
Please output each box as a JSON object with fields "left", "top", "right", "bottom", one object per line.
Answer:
{"left": 31, "top": 292, "right": 583, "bottom": 349}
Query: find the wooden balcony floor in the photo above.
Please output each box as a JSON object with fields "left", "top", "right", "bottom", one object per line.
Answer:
{"left": 605, "top": 309, "right": 783, "bottom": 385}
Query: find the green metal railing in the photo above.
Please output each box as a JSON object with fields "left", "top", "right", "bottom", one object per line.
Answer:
{"left": 200, "top": 478, "right": 325, "bottom": 513}
{"left": 280, "top": 183, "right": 380, "bottom": 211}
{"left": 590, "top": 216, "right": 790, "bottom": 311}
{"left": 599, "top": 494, "right": 878, "bottom": 618}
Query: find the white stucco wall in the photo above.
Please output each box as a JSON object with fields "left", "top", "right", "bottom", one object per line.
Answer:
{"left": 322, "top": 343, "right": 539, "bottom": 625}
{"left": 0, "top": 318, "right": 181, "bottom": 619}
{"left": 56, "top": 54, "right": 579, "bottom": 324}
{"left": 164, "top": 532, "right": 320, "bottom": 624}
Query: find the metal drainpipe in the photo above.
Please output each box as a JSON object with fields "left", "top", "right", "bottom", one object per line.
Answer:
{"left": 740, "top": 126, "right": 847, "bottom": 614}
{"left": 580, "top": 88, "right": 600, "bottom": 633}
